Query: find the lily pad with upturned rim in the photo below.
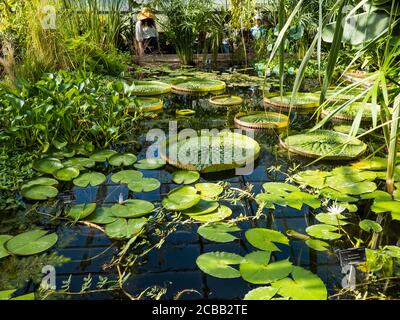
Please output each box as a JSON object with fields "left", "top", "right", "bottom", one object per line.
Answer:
{"left": 176, "top": 109, "right": 196, "bottom": 116}
{"left": 5, "top": 230, "right": 58, "bottom": 256}
{"left": 263, "top": 92, "right": 320, "bottom": 112}
{"left": 131, "top": 81, "right": 171, "bottom": 96}
{"left": 209, "top": 95, "right": 243, "bottom": 106}
{"left": 172, "top": 78, "right": 226, "bottom": 93}
{"left": 235, "top": 111, "right": 289, "bottom": 130}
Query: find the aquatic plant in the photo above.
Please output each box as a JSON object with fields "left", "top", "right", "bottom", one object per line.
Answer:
{"left": 234, "top": 111, "right": 289, "bottom": 129}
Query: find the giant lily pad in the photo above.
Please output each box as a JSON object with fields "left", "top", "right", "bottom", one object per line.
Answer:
{"left": 209, "top": 95, "right": 243, "bottom": 106}
{"left": 67, "top": 203, "right": 96, "bottom": 221}
{"left": 20, "top": 185, "right": 58, "bottom": 200}
{"left": 197, "top": 223, "right": 240, "bottom": 243}
{"left": 21, "top": 178, "right": 58, "bottom": 190}
{"left": 235, "top": 112, "right": 289, "bottom": 129}
{"left": 73, "top": 172, "right": 106, "bottom": 187}
{"left": 281, "top": 130, "right": 367, "bottom": 160}
{"left": 306, "top": 224, "right": 342, "bottom": 240}
{"left": 162, "top": 186, "right": 201, "bottom": 211}
{"left": 321, "top": 102, "right": 381, "bottom": 122}
{"left": 111, "top": 200, "right": 154, "bottom": 218}
{"left": 243, "top": 287, "right": 279, "bottom": 300}
{"left": 111, "top": 170, "right": 143, "bottom": 184}
{"left": 131, "top": 80, "right": 171, "bottom": 96}
{"left": 108, "top": 153, "right": 137, "bottom": 167}
{"left": 105, "top": 218, "right": 147, "bottom": 239}
{"left": 32, "top": 158, "right": 64, "bottom": 174}
{"left": 188, "top": 205, "right": 232, "bottom": 223}
{"left": 0, "top": 235, "right": 12, "bottom": 259}
{"left": 90, "top": 150, "right": 118, "bottom": 162}
{"left": 128, "top": 178, "right": 160, "bottom": 192}
{"left": 195, "top": 183, "right": 224, "bottom": 200}
{"left": 240, "top": 251, "right": 293, "bottom": 284}
{"left": 172, "top": 78, "right": 226, "bottom": 93}
{"left": 53, "top": 167, "right": 80, "bottom": 181}
{"left": 271, "top": 266, "right": 327, "bottom": 300}
{"left": 264, "top": 92, "right": 320, "bottom": 111}
{"left": 172, "top": 170, "right": 200, "bottom": 184}
{"left": 5, "top": 230, "right": 58, "bottom": 256}
{"left": 134, "top": 158, "right": 166, "bottom": 170}
{"left": 196, "top": 251, "right": 243, "bottom": 278}
{"left": 245, "top": 228, "right": 289, "bottom": 252}
{"left": 62, "top": 157, "right": 95, "bottom": 170}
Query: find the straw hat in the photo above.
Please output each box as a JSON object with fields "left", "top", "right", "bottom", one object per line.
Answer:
{"left": 138, "top": 7, "right": 156, "bottom": 21}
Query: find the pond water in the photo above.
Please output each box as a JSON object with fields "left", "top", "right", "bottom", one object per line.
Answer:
{"left": 5, "top": 73, "right": 370, "bottom": 300}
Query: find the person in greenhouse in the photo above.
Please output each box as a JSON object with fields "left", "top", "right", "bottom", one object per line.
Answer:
{"left": 250, "top": 13, "right": 266, "bottom": 41}
{"left": 135, "top": 7, "right": 159, "bottom": 58}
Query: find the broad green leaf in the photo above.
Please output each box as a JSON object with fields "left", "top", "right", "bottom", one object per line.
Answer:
{"left": 240, "top": 251, "right": 293, "bottom": 284}
{"left": 67, "top": 203, "right": 96, "bottom": 221}
{"left": 73, "top": 172, "right": 106, "bottom": 187}
{"left": 32, "top": 158, "right": 64, "bottom": 174}
{"left": 360, "top": 191, "right": 392, "bottom": 201}
{"left": 172, "top": 170, "right": 200, "bottom": 184}
{"left": 134, "top": 158, "right": 166, "bottom": 170}
{"left": 315, "top": 213, "right": 348, "bottom": 226}
{"left": 305, "top": 239, "right": 330, "bottom": 252}
{"left": 285, "top": 191, "right": 320, "bottom": 210}
{"left": 262, "top": 182, "right": 299, "bottom": 196}
{"left": 87, "top": 207, "right": 117, "bottom": 225}
{"left": 0, "top": 235, "right": 12, "bottom": 259}
{"left": 182, "top": 200, "right": 219, "bottom": 216}
{"left": 196, "top": 251, "right": 243, "bottom": 278}
{"left": 162, "top": 186, "right": 201, "bottom": 211}
{"left": 21, "top": 177, "right": 58, "bottom": 190}
{"left": 0, "top": 289, "right": 16, "bottom": 300}
{"left": 306, "top": 224, "right": 341, "bottom": 240}
{"left": 359, "top": 219, "right": 382, "bottom": 233}
{"left": 195, "top": 183, "right": 224, "bottom": 200}
{"left": 5, "top": 230, "right": 58, "bottom": 256}
{"left": 10, "top": 292, "right": 35, "bottom": 300}
{"left": 189, "top": 205, "right": 232, "bottom": 222}
{"left": 243, "top": 286, "right": 279, "bottom": 300}
{"left": 319, "top": 188, "right": 358, "bottom": 202}
{"left": 128, "top": 178, "right": 160, "bottom": 192}
{"left": 255, "top": 193, "right": 286, "bottom": 208}
{"left": 21, "top": 185, "right": 58, "bottom": 200}
{"left": 330, "top": 180, "right": 377, "bottom": 195}
{"left": 62, "top": 157, "right": 95, "bottom": 170}
{"left": 90, "top": 150, "right": 117, "bottom": 162}
{"left": 111, "top": 200, "right": 154, "bottom": 218}
{"left": 352, "top": 157, "right": 387, "bottom": 170}
{"left": 105, "top": 218, "right": 147, "bottom": 239}
{"left": 53, "top": 167, "right": 80, "bottom": 181}
{"left": 111, "top": 170, "right": 143, "bottom": 184}
{"left": 245, "top": 228, "right": 289, "bottom": 252}
{"left": 108, "top": 153, "right": 137, "bottom": 166}
{"left": 197, "top": 223, "right": 240, "bottom": 243}
{"left": 384, "top": 246, "right": 400, "bottom": 259}
{"left": 293, "top": 170, "right": 331, "bottom": 189}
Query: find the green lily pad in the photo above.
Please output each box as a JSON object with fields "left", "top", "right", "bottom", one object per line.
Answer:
{"left": 255, "top": 193, "right": 286, "bottom": 209}
{"left": 197, "top": 223, "right": 240, "bottom": 243}
{"left": 371, "top": 200, "right": 400, "bottom": 221}
{"left": 53, "top": 167, "right": 80, "bottom": 181}
{"left": 111, "top": 200, "right": 154, "bottom": 218}
{"left": 105, "top": 218, "right": 147, "bottom": 240}
{"left": 108, "top": 153, "right": 137, "bottom": 167}
{"left": 21, "top": 177, "right": 58, "bottom": 190}
{"left": 189, "top": 205, "right": 232, "bottom": 222}
{"left": 62, "top": 157, "right": 95, "bottom": 170}
{"left": 87, "top": 207, "right": 117, "bottom": 225}
{"left": 240, "top": 251, "right": 293, "bottom": 284}
{"left": 305, "top": 239, "right": 330, "bottom": 252}
{"left": 32, "top": 158, "right": 64, "bottom": 174}
{"left": 262, "top": 182, "right": 299, "bottom": 196}
{"left": 73, "top": 172, "right": 106, "bottom": 187}
{"left": 245, "top": 228, "right": 289, "bottom": 252}
{"left": 0, "top": 289, "right": 16, "bottom": 300}
{"left": 134, "top": 158, "right": 166, "bottom": 170}
{"left": 182, "top": 200, "right": 219, "bottom": 216}
{"left": 359, "top": 219, "right": 382, "bottom": 233}
{"left": 128, "top": 178, "right": 161, "bottom": 192}
{"left": 327, "top": 179, "right": 377, "bottom": 195}
{"left": 90, "top": 150, "right": 118, "bottom": 162}
{"left": 67, "top": 203, "right": 97, "bottom": 221}
{"left": 315, "top": 213, "right": 348, "bottom": 226}
{"left": 111, "top": 170, "right": 143, "bottom": 184}
{"left": 360, "top": 191, "right": 392, "bottom": 201}
{"left": 20, "top": 185, "right": 58, "bottom": 200}
{"left": 319, "top": 188, "right": 358, "bottom": 202}
{"left": 306, "top": 224, "right": 342, "bottom": 240}
{"left": 0, "top": 235, "right": 12, "bottom": 259}
{"left": 271, "top": 266, "right": 327, "bottom": 300}
{"left": 293, "top": 170, "right": 331, "bottom": 189}
{"left": 5, "top": 230, "right": 58, "bottom": 256}
{"left": 285, "top": 191, "right": 321, "bottom": 210}
{"left": 172, "top": 170, "right": 200, "bottom": 184}
{"left": 162, "top": 186, "right": 201, "bottom": 211}
{"left": 195, "top": 183, "right": 224, "bottom": 200}
{"left": 352, "top": 157, "right": 388, "bottom": 170}
{"left": 196, "top": 251, "right": 243, "bottom": 278}
{"left": 243, "top": 287, "right": 279, "bottom": 300}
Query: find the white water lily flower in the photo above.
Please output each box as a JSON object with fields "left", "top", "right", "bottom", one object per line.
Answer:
{"left": 327, "top": 203, "right": 346, "bottom": 215}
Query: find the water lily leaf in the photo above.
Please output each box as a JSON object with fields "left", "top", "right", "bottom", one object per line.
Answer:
{"left": 5, "top": 230, "right": 58, "bottom": 256}
{"left": 172, "top": 170, "right": 200, "bottom": 184}
{"left": 196, "top": 251, "right": 243, "bottom": 278}
{"left": 21, "top": 177, "right": 58, "bottom": 190}
{"left": 271, "top": 266, "right": 327, "bottom": 300}
{"left": 20, "top": 185, "right": 58, "bottom": 200}
{"left": 32, "top": 158, "right": 64, "bottom": 174}
{"left": 352, "top": 157, "right": 388, "bottom": 171}
{"left": 197, "top": 223, "right": 240, "bottom": 243}
{"left": 245, "top": 228, "right": 289, "bottom": 251}
{"left": 285, "top": 191, "right": 320, "bottom": 210}
{"left": 90, "top": 150, "right": 117, "bottom": 162}
{"left": 67, "top": 203, "right": 96, "bottom": 221}
{"left": 189, "top": 205, "right": 232, "bottom": 222}
{"left": 293, "top": 170, "right": 331, "bottom": 189}
{"left": 195, "top": 183, "right": 224, "bottom": 200}
{"left": 128, "top": 178, "right": 161, "bottom": 192}
{"left": 240, "top": 251, "right": 293, "bottom": 284}
{"left": 111, "top": 200, "right": 154, "bottom": 218}
{"left": 0, "top": 289, "right": 16, "bottom": 300}
{"left": 182, "top": 200, "right": 219, "bottom": 216}
{"left": 73, "top": 172, "right": 106, "bottom": 187}
{"left": 243, "top": 287, "right": 279, "bottom": 300}
{"left": 53, "top": 167, "right": 80, "bottom": 181}
{"left": 262, "top": 182, "right": 299, "bottom": 196}
{"left": 329, "top": 180, "right": 377, "bottom": 195}
{"left": 162, "top": 186, "right": 201, "bottom": 211}
{"left": 339, "top": 202, "right": 358, "bottom": 213}
{"left": 87, "top": 207, "right": 117, "bottom": 225}
{"left": 108, "top": 153, "right": 137, "bottom": 166}
{"left": 360, "top": 191, "right": 392, "bottom": 201}
{"left": 134, "top": 158, "right": 166, "bottom": 170}
{"left": 255, "top": 193, "right": 286, "bottom": 209}
{"left": 111, "top": 170, "right": 143, "bottom": 184}
{"left": 0, "top": 235, "right": 12, "bottom": 259}
{"left": 319, "top": 188, "right": 358, "bottom": 202}
{"left": 306, "top": 224, "right": 341, "bottom": 240}
{"left": 359, "top": 219, "right": 382, "bottom": 233}
{"left": 384, "top": 246, "right": 400, "bottom": 259}
{"left": 62, "top": 157, "right": 95, "bottom": 170}
{"left": 305, "top": 239, "right": 330, "bottom": 252}
{"left": 10, "top": 292, "right": 35, "bottom": 300}
{"left": 315, "top": 213, "right": 348, "bottom": 226}
{"left": 371, "top": 200, "right": 400, "bottom": 221}
{"left": 105, "top": 218, "right": 147, "bottom": 240}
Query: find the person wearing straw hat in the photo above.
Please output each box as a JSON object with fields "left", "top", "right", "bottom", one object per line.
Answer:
{"left": 135, "top": 7, "right": 159, "bottom": 58}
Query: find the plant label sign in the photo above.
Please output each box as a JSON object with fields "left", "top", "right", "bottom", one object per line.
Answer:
{"left": 339, "top": 247, "right": 366, "bottom": 266}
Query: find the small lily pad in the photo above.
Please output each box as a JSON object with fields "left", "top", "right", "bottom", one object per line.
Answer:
{"left": 243, "top": 287, "right": 279, "bottom": 300}
{"left": 128, "top": 178, "right": 161, "bottom": 192}
{"left": 67, "top": 203, "right": 97, "bottom": 221}
{"left": 306, "top": 224, "right": 342, "bottom": 240}
{"left": 245, "top": 228, "right": 289, "bottom": 252}
{"left": 111, "top": 200, "right": 154, "bottom": 218}
{"left": 0, "top": 235, "right": 13, "bottom": 259}
{"left": 111, "top": 170, "right": 143, "bottom": 184}
{"left": 197, "top": 223, "right": 240, "bottom": 243}
{"left": 63, "top": 157, "right": 95, "bottom": 170}
{"left": 315, "top": 213, "right": 348, "bottom": 226}
{"left": 5, "top": 230, "right": 58, "bottom": 256}
{"left": 54, "top": 167, "right": 80, "bottom": 181}
{"left": 32, "top": 158, "right": 64, "bottom": 174}
{"left": 105, "top": 218, "right": 147, "bottom": 240}
{"left": 162, "top": 186, "right": 201, "bottom": 211}
{"left": 189, "top": 205, "right": 232, "bottom": 222}
{"left": 73, "top": 172, "right": 106, "bottom": 187}
{"left": 134, "top": 158, "right": 166, "bottom": 170}
{"left": 172, "top": 170, "right": 200, "bottom": 184}
{"left": 21, "top": 185, "right": 58, "bottom": 200}
{"left": 305, "top": 239, "right": 330, "bottom": 252}
{"left": 87, "top": 207, "right": 117, "bottom": 225}
{"left": 90, "top": 150, "right": 118, "bottom": 162}
{"left": 263, "top": 182, "right": 299, "bottom": 196}
{"left": 195, "top": 183, "right": 224, "bottom": 200}
{"left": 182, "top": 200, "right": 219, "bottom": 216}
{"left": 196, "top": 251, "right": 243, "bottom": 278}
{"left": 108, "top": 153, "right": 137, "bottom": 167}
{"left": 21, "top": 177, "right": 58, "bottom": 190}
{"left": 359, "top": 219, "right": 382, "bottom": 233}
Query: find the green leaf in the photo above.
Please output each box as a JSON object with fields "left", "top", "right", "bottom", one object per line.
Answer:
{"left": 87, "top": 207, "right": 117, "bottom": 225}
{"left": 182, "top": 200, "right": 219, "bottom": 216}
{"left": 293, "top": 170, "right": 331, "bottom": 189}
{"left": 360, "top": 190, "right": 392, "bottom": 201}
{"left": 105, "top": 218, "right": 147, "bottom": 240}
{"left": 255, "top": 193, "right": 286, "bottom": 209}
{"left": 128, "top": 178, "right": 161, "bottom": 192}
{"left": 172, "top": 170, "right": 200, "bottom": 184}
{"left": 111, "top": 200, "right": 154, "bottom": 218}
{"left": 352, "top": 157, "right": 388, "bottom": 171}
{"left": 243, "top": 287, "right": 279, "bottom": 300}
{"left": 73, "top": 172, "right": 106, "bottom": 187}
{"left": 271, "top": 266, "right": 327, "bottom": 300}
{"left": 315, "top": 213, "right": 348, "bottom": 226}
{"left": 0, "top": 289, "right": 16, "bottom": 300}
{"left": 262, "top": 182, "right": 299, "bottom": 196}
{"left": 319, "top": 188, "right": 358, "bottom": 202}
{"left": 108, "top": 153, "right": 137, "bottom": 166}
{"left": 62, "top": 157, "right": 95, "bottom": 170}
{"left": 285, "top": 191, "right": 321, "bottom": 210}
{"left": 53, "top": 167, "right": 80, "bottom": 181}
{"left": 245, "top": 228, "right": 289, "bottom": 252}
{"left": 20, "top": 185, "right": 58, "bottom": 201}
{"left": 306, "top": 224, "right": 341, "bottom": 240}
{"left": 197, "top": 223, "right": 240, "bottom": 243}
{"left": 0, "top": 235, "right": 12, "bottom": 259}
{"left": 195, "top": 183, "right": 224, "bottom": 200}
{"left": 111, "top": 170, "right": 143, "bottom": 184}
{"left": 305, "top": 239, "right": 330, "bottom": 252}
{"left": 32, "top": 158, "right": 64, "bottom": 174}
{"left": 189, "top": 205, "right": 232, "bottom": 223}
{"left": 5, "top": 230, "right": 58, "bottom": 256}
{"left": 359, "top": 219, "right": 382, "bottom": 233}
{"left": 90, "top": 150, "right": 118, "bottom": 162}
{"left": 240, "top": 251, "right": 293, "bottom": 284}
{"left": 162, "top": 186, "right": 201, "bottom": 211}
{"left": 196, "top": 251, "right": 243, "bottom": 278}
{"left": 21, "top": 177, "right": 58, "bottom": 190}
{"left": 327, "top": 179, "right": 377, "bottom": 195}
{"left": 134, "top": 158, "right": 166, "bottom": 170}
{"left": 67, "top": 203, "right": 96, "bottom": 221}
